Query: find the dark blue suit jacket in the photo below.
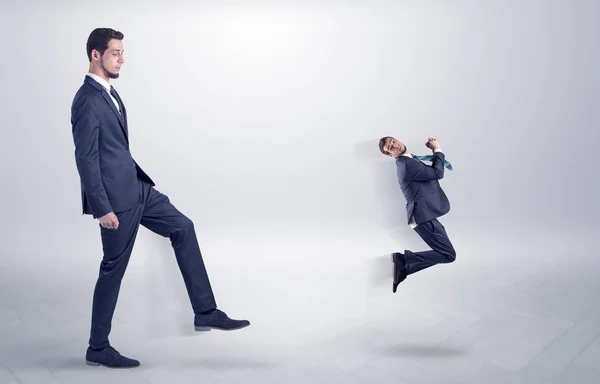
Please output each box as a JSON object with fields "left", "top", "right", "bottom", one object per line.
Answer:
{"left": 395, "top": 151, "right": 450, "bottom": 225}
{"left": 71, "top": 76, "right": 155, "bottom": 218}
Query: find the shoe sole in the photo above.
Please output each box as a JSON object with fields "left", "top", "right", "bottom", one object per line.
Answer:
{"left": 85, "top": 360, "right": 140, "bottom": 368}
{"left": 195, "top": 323, "right": 251, "bottom": 332}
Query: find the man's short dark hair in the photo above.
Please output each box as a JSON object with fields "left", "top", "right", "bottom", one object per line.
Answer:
{"left": 379, "top": 136, "right": 392, "bottom": 155}
{"left": 86, "top": 28, "right": 124, "bottom": 62}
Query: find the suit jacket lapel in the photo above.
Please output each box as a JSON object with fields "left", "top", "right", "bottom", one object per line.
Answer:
{"left": 84, "top": 76, "right": 128, "bottom": 141}
{"left": 101, "top": 90, "right": 125, "bottom": 127}
{"left": 121, "top": 101, "right": 128, "bottom": 138}
{"left": 109, "top": 87, "right": 129, "bottom": 141}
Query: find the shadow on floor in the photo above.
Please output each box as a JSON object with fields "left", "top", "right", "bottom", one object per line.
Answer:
{"left": 385, "top": 344, "right": 466, "bottom": 358}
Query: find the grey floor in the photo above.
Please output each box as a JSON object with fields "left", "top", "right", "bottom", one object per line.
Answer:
{"left": 1, "top": 223, "right": 599, "bottom": 384}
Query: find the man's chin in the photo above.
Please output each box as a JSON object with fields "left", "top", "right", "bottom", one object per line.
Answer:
{"left": 104, "top": 70, "right": 119, "bottom": 79}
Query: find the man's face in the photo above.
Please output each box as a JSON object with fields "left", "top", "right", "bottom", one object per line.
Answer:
{"left": 384, "top": 137, "right": 406, "bottom": 157}
{"left": 98, "top": 38, "right": 124, "bottom": 79}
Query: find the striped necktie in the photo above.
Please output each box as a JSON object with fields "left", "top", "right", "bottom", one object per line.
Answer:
{"left": 412, "top": 154, "right": 453, "bottom": 170}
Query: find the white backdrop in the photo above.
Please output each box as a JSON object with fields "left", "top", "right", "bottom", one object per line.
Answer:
{"left": 2, "top": 0, "right": 599, "bottom": 245}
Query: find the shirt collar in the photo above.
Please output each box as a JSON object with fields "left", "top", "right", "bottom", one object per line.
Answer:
{"left": 86, "top": 72, "right": 111, "bottom": 93}
{"left": 395, "top": 152, "right": 414, "bottom": 164}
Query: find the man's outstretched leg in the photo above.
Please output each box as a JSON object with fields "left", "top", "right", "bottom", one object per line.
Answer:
{"left": 138, "top": 180, "right": 250, "bottom": 331}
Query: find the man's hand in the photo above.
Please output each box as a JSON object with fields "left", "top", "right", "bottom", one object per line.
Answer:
{"left": 99, "top": 212, "right": 119, "bottom": 230}
{"left": 425, "top": 137, "right": 440, "bottom": 151}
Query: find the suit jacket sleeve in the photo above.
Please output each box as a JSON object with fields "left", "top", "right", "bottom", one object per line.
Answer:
{"left": 406, "top": 151, "right": 445, "bottom": 181}
{"left": 71, "top": 95, "right": 112, "bottom": 217}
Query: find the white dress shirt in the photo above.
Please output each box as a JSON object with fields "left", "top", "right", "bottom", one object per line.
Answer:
{"left": 86, "top": 73, "right": 121, "bottom": 113}
{"left": 402, "top": 148, "right": 442, "bottom": 229}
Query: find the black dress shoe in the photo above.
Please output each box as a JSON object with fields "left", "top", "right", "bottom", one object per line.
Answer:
{"left": 85, "top": 346, "right": 140, "bottom": 368}
{"left": 392, "top": 252, "right": 407, "bottom": 293}
{"left": 194, "top": 309, "right": 250, "bottom": 331}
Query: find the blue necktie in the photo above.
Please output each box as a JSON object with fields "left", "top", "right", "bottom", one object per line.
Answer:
{"left": 412, "top": 154, "right": 453, "bottom": 171}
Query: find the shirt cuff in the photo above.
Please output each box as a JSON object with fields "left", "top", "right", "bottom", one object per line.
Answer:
{"left": 434, "top": 148, "right": 442, "bottom": 153}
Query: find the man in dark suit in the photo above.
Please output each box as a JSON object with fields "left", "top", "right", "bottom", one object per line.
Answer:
{"left": 71, "top": 28, "right": 250, "bottom": 368}
{"left": 378, "top": 136, "right": 456, "bottom": 293}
